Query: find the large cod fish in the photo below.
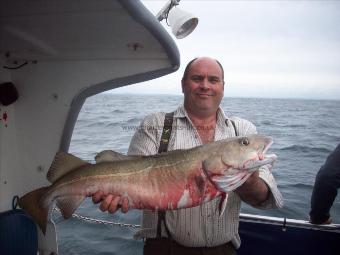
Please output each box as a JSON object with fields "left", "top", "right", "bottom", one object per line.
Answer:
{"left": 19, "top": 134, "right": 277, "bottom": 234}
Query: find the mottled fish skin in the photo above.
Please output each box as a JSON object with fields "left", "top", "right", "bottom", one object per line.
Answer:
{"left": 18, "top": 134, "right": 277, "bottom": 234}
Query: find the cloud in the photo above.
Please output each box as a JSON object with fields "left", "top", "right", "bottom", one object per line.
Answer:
{"left": 114, "top": 0, "right": 340, "bottom": 100}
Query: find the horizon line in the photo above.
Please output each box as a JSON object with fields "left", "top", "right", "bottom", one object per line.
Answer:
{"left": 104, "top": 91, "right": 340, "bottom": 102}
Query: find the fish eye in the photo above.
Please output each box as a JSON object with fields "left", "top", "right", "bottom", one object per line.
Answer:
{"left": 240, "top": 138, "right": 249, "bottom": 146}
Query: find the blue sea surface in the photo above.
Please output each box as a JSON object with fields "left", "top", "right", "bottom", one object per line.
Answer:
{"left": 54, "top": 94, "right": 340, "bottom": 254}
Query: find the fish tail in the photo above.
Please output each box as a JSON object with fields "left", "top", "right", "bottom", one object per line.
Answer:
{"left": 18, "top": 187, "right": 49, "bottom": 234}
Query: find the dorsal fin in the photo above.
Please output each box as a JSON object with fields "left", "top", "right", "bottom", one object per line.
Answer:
{"left": 47, "top": 151, "right": 87, "bottom": 183}
{"left": 95, "top": 150, "right": 138, "bottom": 163}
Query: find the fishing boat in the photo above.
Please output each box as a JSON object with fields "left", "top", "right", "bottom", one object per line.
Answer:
{"left": 0, "top": 0, "right": 339, "bottom": 254}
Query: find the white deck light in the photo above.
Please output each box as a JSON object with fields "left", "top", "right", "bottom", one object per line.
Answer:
{"left": 156, "top": 0, "right": 198, "bottom": 39}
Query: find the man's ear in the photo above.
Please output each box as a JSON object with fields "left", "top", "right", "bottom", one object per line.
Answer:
{"left": 181, "top": 79, "right": 185, "bottom": 93}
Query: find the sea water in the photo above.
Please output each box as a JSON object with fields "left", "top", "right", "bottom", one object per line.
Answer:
{"left": 54, "top": 94, "right": 340, "bottom": 254}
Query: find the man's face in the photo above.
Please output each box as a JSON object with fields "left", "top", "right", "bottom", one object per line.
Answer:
{"left": 182, "top": 58, "right": 224, "bottom": 115}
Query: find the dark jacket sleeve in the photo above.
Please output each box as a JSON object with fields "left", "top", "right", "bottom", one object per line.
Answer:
{"left": 309, "top": 143, "right": 340, "bottom": 224}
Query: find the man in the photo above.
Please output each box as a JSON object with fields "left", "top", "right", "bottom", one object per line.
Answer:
{"left": 93, "top": 57, "right": 283, "bottom": 254}
{"left": 310, "top": 143, "right": 340, "bottom": 224}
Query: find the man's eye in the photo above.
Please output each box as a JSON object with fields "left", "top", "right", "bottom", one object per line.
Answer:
{"left": 191, "top": 77, "right": 201, "bottom": 82}
{"left": 209, "top": 78, "right": 220, "bottom": 84}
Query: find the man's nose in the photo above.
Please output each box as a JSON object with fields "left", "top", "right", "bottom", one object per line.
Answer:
{"left": 199, "top": 78, "right": 209, "bottom": 89}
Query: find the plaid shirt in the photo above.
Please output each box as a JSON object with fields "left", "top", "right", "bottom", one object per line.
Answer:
{"left": 128, "top": 105, "right": 283, "bottom": 248}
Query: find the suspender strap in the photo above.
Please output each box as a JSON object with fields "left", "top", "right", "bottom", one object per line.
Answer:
{"left": 158, "top": 112, "right": 175, "bottom": 154}
{"left": 156, "top": 112, "right": 174, "bottom": 238}
{"left": 225, "top": 119, "right": 239, "bottom": 137}
{"left": 156, "top": 212, "right": 169, "bottom": 239}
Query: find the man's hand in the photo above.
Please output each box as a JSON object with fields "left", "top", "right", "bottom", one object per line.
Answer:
{"left": 235, "top": 170, "right": 270, "bottom": 206}
{"left": 92, "top": 190, "right": 130, "bottom": 213}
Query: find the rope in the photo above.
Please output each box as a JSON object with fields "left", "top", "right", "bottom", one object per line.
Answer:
{"left": 12, "top": 196, "right": 19, "bottom": 210}
{"left": 53, "top": 207, "right": 141, "bottom": 230}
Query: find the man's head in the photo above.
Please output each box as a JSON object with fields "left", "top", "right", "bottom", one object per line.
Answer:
{"left": 182, "top": 58, "right": 225, "bottom": 83}
{"left": 181, "top": 57, "right": 225, "bottom": 117}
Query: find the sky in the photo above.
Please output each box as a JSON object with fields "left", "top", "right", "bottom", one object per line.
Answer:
{"left": 113, "top": 0, "right": 340, "bottom": 100}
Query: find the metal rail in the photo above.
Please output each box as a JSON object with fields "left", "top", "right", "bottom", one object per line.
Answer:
{"left": 240, "top": 213, "right": 340, "bottom": 232}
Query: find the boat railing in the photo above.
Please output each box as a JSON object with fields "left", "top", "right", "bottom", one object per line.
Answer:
{"left": 53, "top": 208, "right": 340, "bottom": 233}
{"left": 240, "top": 213, "right": 340, "bottom": 232}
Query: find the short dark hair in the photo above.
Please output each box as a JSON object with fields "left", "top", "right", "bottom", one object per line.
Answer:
{"left": 181, "top": 57, "right": 225, "bottom": 82}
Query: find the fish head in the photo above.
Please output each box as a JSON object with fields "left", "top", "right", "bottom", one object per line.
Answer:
{"left": 203, "top": 134, "right": 277, "bottom": 192}
{"left": 221, "top": 134, "right": 277, "bottom": 171}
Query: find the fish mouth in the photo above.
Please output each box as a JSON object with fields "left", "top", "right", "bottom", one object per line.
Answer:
{"left": 207, "top": 138, "right": 277, "bottom": 193}
{"left": 244, "top": 139, "right": 277, "bottom": 170}
{"left": 243, "top": 153, "right": 277, "bottom": 170}
{"left": 263, "top": 138, "right": 274, "bottom": 156}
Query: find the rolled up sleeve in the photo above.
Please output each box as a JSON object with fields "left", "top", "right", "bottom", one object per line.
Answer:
{"left": 257, "top": 166, "right": 284, "bottom": 209}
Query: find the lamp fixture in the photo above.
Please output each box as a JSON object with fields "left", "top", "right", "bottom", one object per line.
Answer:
{"left": 156, "top": 0, "right": 198, "bottom": 39}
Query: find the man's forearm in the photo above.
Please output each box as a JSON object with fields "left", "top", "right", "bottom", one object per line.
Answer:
{"left": 235, "top": 171, "right": 270, "bottom": 206}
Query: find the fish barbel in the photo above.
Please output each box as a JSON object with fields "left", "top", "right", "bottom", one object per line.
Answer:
{"left": 19, "top": 134, "right": 277, "bottom": 234}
